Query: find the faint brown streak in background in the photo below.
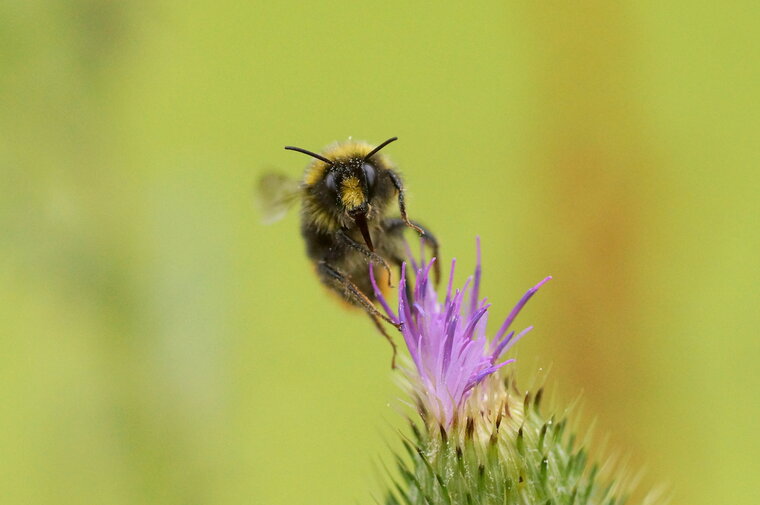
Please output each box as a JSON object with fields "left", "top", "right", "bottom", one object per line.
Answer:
{"left": 521, "top": 0, "right": 656, "bottom": 486}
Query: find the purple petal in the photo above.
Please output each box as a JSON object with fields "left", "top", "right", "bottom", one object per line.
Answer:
{"left": 490, "top": 330, "right": 515, "bottom": 361}
{"left": 498, "top": 326, "right": 533, "bottom": 358}
{"left": 462, "top": 305, "right": 490, "bottom": 342}
{"left": 469, "top": 236, "right": 482, "bottom": 317}
{"left": 466, "top": 359, "right": 516, "bottom": 392}
{"left": 439, "top": 316, "right": 458, "bottom": 380}
{"left": 414, "top": 259, "right": 436, "bottom": 303}
{"left": 445, "top": 258, "right": 456, "bottom": 305}
{"left": 493, "top": 276, "right": 552, "bottom": 344}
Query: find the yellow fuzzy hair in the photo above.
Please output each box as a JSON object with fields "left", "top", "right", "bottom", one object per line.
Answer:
{"left": 340, "top": 176, "right": 365, "bottom": 209}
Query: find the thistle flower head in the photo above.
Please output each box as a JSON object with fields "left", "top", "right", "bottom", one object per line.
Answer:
{"left": 371, "top": 238, "right": 550, "bottom": 429}
{"left": 373, "top": 240, "right": 656, "bottom": 505}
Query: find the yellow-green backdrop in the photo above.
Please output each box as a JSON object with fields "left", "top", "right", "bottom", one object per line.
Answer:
{"left": 1, "top": 1, "right": 758, "bottom": 504}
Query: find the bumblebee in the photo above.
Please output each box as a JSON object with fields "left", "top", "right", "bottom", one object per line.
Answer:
{"left": 258, "top": 137, "right": 438, "bottom": 367}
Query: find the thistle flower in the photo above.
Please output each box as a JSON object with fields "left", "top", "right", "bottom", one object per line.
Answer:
{"left": 372, "top": 239, "right": 655, "bottom": 505}
{"left": 371, "top": 238, "right": 550, "bottom": 430}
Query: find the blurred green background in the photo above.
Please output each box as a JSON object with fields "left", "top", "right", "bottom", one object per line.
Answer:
{"left": 1, "top": 1, "right": 758, "bottom": 504}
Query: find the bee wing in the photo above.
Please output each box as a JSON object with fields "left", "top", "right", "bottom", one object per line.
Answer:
{"left": 256, "top": 172, "right": 301, "bottom": 224}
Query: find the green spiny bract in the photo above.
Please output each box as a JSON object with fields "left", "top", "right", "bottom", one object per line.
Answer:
{"left": 385, "top": 375, "right": 636, "bottom": 505}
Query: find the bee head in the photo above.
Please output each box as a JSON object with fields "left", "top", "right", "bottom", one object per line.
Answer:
{"left": 286, "top": 137, "right": 399, "bottom": 250}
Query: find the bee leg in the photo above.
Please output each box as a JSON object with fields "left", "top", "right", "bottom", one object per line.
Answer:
{"left": 385, "top": 217, "right": 441, "bottom": 285}
{"left": 369, "top": 313, "right": 398, "bottom": 369}
{"left": 336, "top": 228, "right": 394, "bottom": 287}
{"left": 317, "top": 261, "right": 401, "bottom": 368}
{"left": 387, "top": 171, "right": 425, "bottom": 237}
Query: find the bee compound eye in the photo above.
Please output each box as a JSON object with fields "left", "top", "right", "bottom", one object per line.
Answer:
{"left": 361, "top": 162, "right": 376, "bottom": 189}
{"left": 325, "top": 172, "right": 338, "bottom": 194}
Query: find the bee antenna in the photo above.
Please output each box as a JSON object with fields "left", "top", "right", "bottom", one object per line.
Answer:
{"left": 364, "top": 136, "right": 398, "bottom": 161}
{"left": 284, "top": 146, "right": 334, "bottom": 165}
